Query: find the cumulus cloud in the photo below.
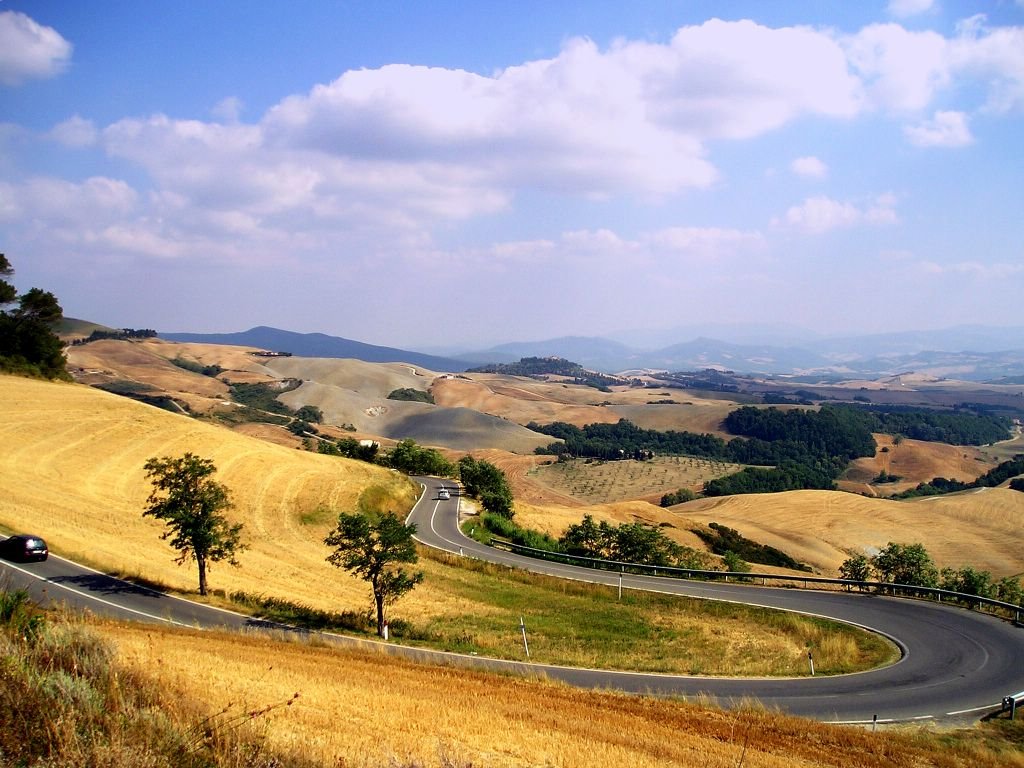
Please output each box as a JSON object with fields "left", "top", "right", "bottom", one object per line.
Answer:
{"left": 0, "top": 11, "right": 72, "bottom": 86}
{"left": 903, "top": 110, "right": 973, "bottom": 146}
{"left": 950, "top": 17, "right": 1024, "bottom": 113}
{"left": 843, "top": 24, "right": 949, "bottom": 111}
{"left": 778, "top": 194, "right": 898, "bottom": 234}
{"left": 886, "top": 0, "right": 935, "bottom": 18}
{"left": 49, "top": 115, "right": 98, "bottom": 147}
{"left": 791, "top": 156, "right": 828, "bottom": 178}
{"left": 6, "top": 15, "right": 1022, "bottom": 281}
{"left": 844, "top": 17, "right": 1024, "bottom": 115}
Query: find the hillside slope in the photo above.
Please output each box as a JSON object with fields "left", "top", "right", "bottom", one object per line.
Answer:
{"left": 0, "top": 375, "right": 417, "bottom": 610}
{"left": 674, "top": 488, "right": 1024, "bottom": 577}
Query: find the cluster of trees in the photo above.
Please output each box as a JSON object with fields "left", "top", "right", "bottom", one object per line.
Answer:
{"left": 839, "top": 542, "right": 1023, "bottom": 604}
{"left": 171, "top": 357, "right": 225, "bottom": 377}
{"left": 307, "top": 437, "right": 518, "bottom": 523}
{"left": 838, "top": 404, "right": 1012, "bottom": 446}
{"left": 559, "top": 514, "right": 713, "bottom": 569}
{"left": 692, "top": 522, "right": 810, "bottom": 571}
{"left": 312, "top": 436, "right": 380, "bottom": 463}
{"left": 891, "top": 454, "right": 1024, "bottom": 499}
{"left": 458, "top": 455, "right": 514, "bottom": 519}
{"left": 386, "top": 438, "right": 455, "bottom": 476}
{"left": 531, "top": 418, "right": 727, "bottom": 460}
{"left": 71, "top": 328, "right": 157, "bottom": 345}
{"left": 0, "top": 254, "right": 67, "bottom": 380}
{"left": 468, "top": 356, "right": 621, "bottom": 391}
{"left": 386, "top": 388, "right": 434, "bottom": 404}
{"left": 660, "top": 487, "right": 696, "bottom": 507}
{"left": 534, "top": 408, "right": 876, "bottom": 496}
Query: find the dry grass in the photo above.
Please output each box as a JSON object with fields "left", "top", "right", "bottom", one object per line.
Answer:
{"left": 92, "top": 618, "right": 1024, "bottom": 768}
{"left": 1, "top": 375, "right": 890, "bottom": 673}
{"left": 841, "top": 434, "right": 997, "bottom": 497}
{"left": 0, "top": 374, "right": 414, "bottom": 612}
{"left": 674, "top": 488, "right": 1024, "bottom": 577}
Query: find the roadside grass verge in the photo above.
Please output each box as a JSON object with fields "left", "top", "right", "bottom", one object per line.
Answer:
{"left": 51, "top": 545, "right": 898, "bottom": 677}
{"left": 95, "top": 616, "right": 1024, "bottom": 768}
{"left": 0, "top": 588, "right": 317, "bottom": 768}
{"left": 399, "top": 549, "right": 898, "bottom": 676}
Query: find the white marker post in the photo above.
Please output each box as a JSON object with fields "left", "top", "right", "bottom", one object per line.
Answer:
{"left": 519, "top": 616, "right": 530, "bottom": 658}
{"left": 808, "top": 650, "right": 815, "bottom": 676}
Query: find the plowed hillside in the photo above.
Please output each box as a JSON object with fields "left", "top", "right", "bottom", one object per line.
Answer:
{"left": 432, "top": 375, "right": 739, "bottom": 437}
{"left": 66, "top": 339, "right": 275, "bottom": 412}
{"left": 0, "top": 375, "right": 435, "bottom": 614}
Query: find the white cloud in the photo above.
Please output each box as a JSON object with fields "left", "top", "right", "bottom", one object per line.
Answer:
{"left": 844, "top": 17, "right": 1024, "bottom": 116}
{"left": 915, "top": 260, "right": 1024, "bottom": 279}
{"left": 0, "top": 11, "right": 72, "bottom": 86}
{"left": 49, "top": 115, "right": 98, "bottom": 147}
{"left": 903, "top": 110, "right": 973, "bottom": 146}
{"left": 791, "top": 156, "right": 828, "bottom": 178}
{"left": 778, "top": 194, "right": 898, "bottom": 234}
{"left": 949, "top": 17, "right": 1024, "bottom": 113}
{"left": 843, "top": 24, "right": 949, "bottom": 111}
{"left": 211, "top": 97, "right": 244, "bottom": 124}
{"left": 886, "top": 0, "right": 935, "bottom": 19}
{"left": 0, "top": 176, "right": 137, "bottom": 224}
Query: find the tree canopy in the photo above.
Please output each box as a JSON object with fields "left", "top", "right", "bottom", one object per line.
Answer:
{"left": 324, "top": 511, "right": 423, "bottom": 637}
{"left": 0, "top": 254, "right": 68, "bottom": 379}
{"left": 142, "top": 453, "right": 246, "bottom": 596}
{"left": 458, "top": 455, "right": 514, "bottom": 519}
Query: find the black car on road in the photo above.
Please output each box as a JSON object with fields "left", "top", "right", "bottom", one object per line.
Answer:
{"left": 0, "top": 534, "right": 49, "bottom": 563}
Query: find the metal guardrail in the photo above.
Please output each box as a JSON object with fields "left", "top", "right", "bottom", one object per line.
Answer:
{"left": 488, "top": 539, "right": 1024, "bottom": 622}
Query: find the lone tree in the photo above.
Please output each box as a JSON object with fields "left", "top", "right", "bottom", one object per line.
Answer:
{"left": 324, "top": 511, "right": 423, "bottom": 637}
{"left": 143, "top": 453, "right": 246, "bottom": 596}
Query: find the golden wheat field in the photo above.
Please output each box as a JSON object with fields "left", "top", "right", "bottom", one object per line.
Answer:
{"left": 672, "top": 488, "right": 1024, "bottom": 577}
{"left": 91, "top": 619, "right": 1024, "bottom": 768}
{"left": 0, "top": 374, "right": 417, "bottom": 613}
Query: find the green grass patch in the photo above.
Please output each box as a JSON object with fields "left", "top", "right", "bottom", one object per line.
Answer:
{"left": 400, "top": 550, "right": 898, "bottom": 676}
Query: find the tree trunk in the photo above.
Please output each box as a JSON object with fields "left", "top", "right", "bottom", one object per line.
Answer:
{"left": 374, "top": 590, "right": 385, "bottom": 637}
{"left": 198, "top": 555, "right": 208, "bottom": 596}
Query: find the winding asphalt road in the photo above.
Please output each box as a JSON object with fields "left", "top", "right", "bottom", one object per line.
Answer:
{"left": 3, "top": 478, "right": 1023, "bottom": 725}
{"left": 406, "top": 477, "right": 1024, "bottom": 724}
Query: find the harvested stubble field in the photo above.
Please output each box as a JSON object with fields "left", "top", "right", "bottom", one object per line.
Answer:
{"left": 92, "top": 618, "right": 1024, "bottom": 768}
{"left": 529, "top": 455, "right": 745, "bottom": 504}
{"left": 841, "top": 434, "right": 996, "bottom": 497}
{"left": 1, "top": 375, "right": 891, "bottom": 674}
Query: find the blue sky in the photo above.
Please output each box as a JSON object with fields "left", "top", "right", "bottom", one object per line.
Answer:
{"left": 1, "top": 1, "right": 1022, "bottom": 349}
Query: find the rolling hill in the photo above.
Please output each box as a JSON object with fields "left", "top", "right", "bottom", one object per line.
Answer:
{"left": 161, "top": 326, "right": 469, "bottom": 372}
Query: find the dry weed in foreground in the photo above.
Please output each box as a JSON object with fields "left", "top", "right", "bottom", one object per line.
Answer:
{"left": 95, "top": 619, "right": 1024, "bottom": 768}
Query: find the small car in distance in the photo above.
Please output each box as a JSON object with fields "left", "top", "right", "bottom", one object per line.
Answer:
{"left": 0, "top": 534, "right": 49, "bottom": 563}
{"left": 438, "top": 488, "right": 451, "bottom": 500}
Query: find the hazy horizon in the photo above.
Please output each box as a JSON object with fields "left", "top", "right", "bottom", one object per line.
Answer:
{"left": 3, "top": 2, "right": 1022, "bottom": 349}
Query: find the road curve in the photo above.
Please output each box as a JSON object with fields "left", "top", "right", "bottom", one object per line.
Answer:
{"left": 3, "top": 479, "right": 1023, "bottom": 725}
{"left": 408, "top": 477, "right": 1024, "bottom": 724}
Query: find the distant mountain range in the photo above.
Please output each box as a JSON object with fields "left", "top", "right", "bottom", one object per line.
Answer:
{"left": 158, "top": 325, "right": 1024, "bottom": 381}
{"left": 160, "top": 326, "right": 472, "bottom": 373}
